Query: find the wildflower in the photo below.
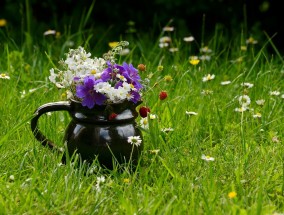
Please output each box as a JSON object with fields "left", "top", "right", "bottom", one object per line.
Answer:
{"left": 139, "top": 106, "right": 151, "bottom": 118}
{"left": 123, "top": 178, "right": 130, "bottom": 183}
{"left": 272, "top": 136, "right": 280, "bottom": 143}
{"left": 202, "top": 74, "right": 215, "bottom": 82}
{"left": 43, "top": 29, "right": 57, "bottom": 36}
{"left": 164, "top": 75, "right": 173, "bottom": 82}
{"left": 140, "top": 118, "right": 149, "bottom": 129}
{"left": 0, "top": 73, "right": 10, "bottom": 79}
{"left": 108, "top": 42, "right": 119, "bottom": 48}
{"left": 228, "top": 191, "right": 237, "bottom": 199}
{"left": 185, "top": 111, "right": 198, "bottom": 116}
{"left": 238, "top": 95, "right": 251, "bottom": 107}
{"left": 120, "top": 48, "right": 130, "bottom": 56}
{"left": 157, "top": 65, "right": 164, "bottom": 71}
{"left": 137, "top": 64, "right": 146, "bottom": 71}
{"left": 149, "top": 149, "right": 160, "bottom": 154}
{"left": 240, "top": 46, "right": 247, "bottom": 51}
{"left": 183, "top": 36, "right": 195, "bottom": 42}
{"left": 159, "top": 43, "right": 169, "bottom": 48}
{"left": 281, "top": 94, "right": 284, "bottom": 99}
{"left": 76, "top": 76, "right": 107, "bottom": 108}
{"left": 95, "top": 176, "right": 106, "bottom": 192}
{"left": 253, "top": 112, "right": 262, "bottom": 118}
{"left": 256, "top": 99, "right": 265, "bottom": 106}
{"left": 270, "top": 91, "right": 280, "bottom": 96}
{"left": 221, "top": 81, "right": 231, "bottom": 85}
{"left": 246, "top": 37, "right": 258, "bottom": 45}
{"left": 235, "top": 106, "right": 248, "bottom": 112}
{"left": 108, "top": 113, "right": 118, "bottom": 120}
{"left": 127, "top": 136, "right": 142, "bottom": 146}
{"left": 163, "top": 26, "right": 174, "bottom": 32}
{"left": 149, "top": 114, "right": 157, "bottom": 120}
{"left": 159, "top": 36, "right": 171, "bottom": 48}
{"left": 9, "top": 175, "right": 15, "bottom": 182}
{"left": 200, "top": 46, "right": 212, "bottom": 53}
{"left": 201, "top": 154, "right": 215, "bottom": 161}
{"left": 189, "top": 59, "right": 200, "bottom": 65}
{"left": 169, "top": 47, "right": 179, "bottom": 53}
{"left": 159, "top": 91, "right": 168, "bottom": 100}
{"left": 199, "top": 55, "right": 211, "bottom": 61}
{"left": 201, "top": 89, "right": 213, "bottom": 95}
{"left": 0, "top": 19, "right": 7, "bottom": 27}
{"left": 241, "top": 82, "right": 254, "bottom": 88}
{"left": 161, "top": 128, "right": 174, "bottom": 133}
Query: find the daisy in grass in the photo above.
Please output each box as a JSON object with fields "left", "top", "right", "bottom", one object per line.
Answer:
{"left": 270, "top": 91, "right": 280, "bottom": 96}
{"left": 43, "top": 29, "right": 57, "bottom": 36}
{"left": 0, "top": 73, "right": 10, "bottom": 79}
{"left": 221, "top": 81, "right": 231, "bottom": 85}
{"left": 127, "top": 136, "right": 142, "bottom": 146}
{"left": 202, "top": 74, "right": 215, "bottom": 82}
{"left": 253, "top": 112, "right": 262, "bottom": 118}
{"left": 200, "top": 46, "right": 212, "bottom": 53}
{"left": 185, "top": 111, "right": 198, "bottom": 116}
{"left": 163, "top": 26, "right": 174, "bottom": 32}
{"left": 246, "top": 36, "right": 258, "bottom": 45}
{"left": 183, "top": 36, "right": 195, "bottom": 42}
{"left": 201, "top": 154, "right": 215, "bottom": 161}
{"left": 149, "top": 114, "right": 157, "bottom": 120}
{"left": 235, "top": 106, "right": 248, "bottom": 112}
{"left": 256, "top": 99, "right": 265, "bottom": 106}
{"left": 140, "top": 118, "right": 149, "bottom": 129}
{"left": 238, "top": 95, "right": 251, "bottom": 107}
{"left": 241, "top": 82, "right": 254, "bottom": 88}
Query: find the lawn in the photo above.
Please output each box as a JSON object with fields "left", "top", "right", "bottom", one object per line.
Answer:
{"left": 1, "top": 10, "right": 284, "bottom": 215}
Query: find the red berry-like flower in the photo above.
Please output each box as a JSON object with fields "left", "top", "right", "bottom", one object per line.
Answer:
{"left": 159, "top": 91, "right": 168, "bottom": 100}
{"left": 108, "top": 112, "right": 118, "bottom": 120}
{"left": 139, "top": 106, "right": 150, "bottom": 118}
{"left": 137, "top": 64, "right": 146, "bottom": 72}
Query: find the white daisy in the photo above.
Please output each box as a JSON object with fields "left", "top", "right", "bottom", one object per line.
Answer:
{"left": 201, "top": 154, "right": 215, "bottom": 161}
{"left": 202, "top": 74, "right": 215, "bottom": 82}
{"left": 127, "top": 136, "right": 142, "bottom": 146}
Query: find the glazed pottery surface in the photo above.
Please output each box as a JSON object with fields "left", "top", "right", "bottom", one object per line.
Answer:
{"left": 31, "top": 100, "right": 143, "bottom": 169}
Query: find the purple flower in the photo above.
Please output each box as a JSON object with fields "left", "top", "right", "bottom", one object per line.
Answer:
{"left": 129, "top": 91, "right": 141, "bottom": 103}
{"left": 122, "top": 62, "right": 143, "bottom": 90}
{"left": 76, "top": 76, "right": 106, "bottom": 108}
{"left": 101, "top": 62, "right": 124, "bottom": 82}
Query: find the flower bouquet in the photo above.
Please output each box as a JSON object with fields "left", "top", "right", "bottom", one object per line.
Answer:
{"left": 49, "top": 41, "right": 143, "bottom": 108}
{"left": 31, "top": 41, "right": 146, "bottom": 168}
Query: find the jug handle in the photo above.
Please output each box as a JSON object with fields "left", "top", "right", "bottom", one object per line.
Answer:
{"left": 31, "top": 101, "right": 71, "bottom": 150}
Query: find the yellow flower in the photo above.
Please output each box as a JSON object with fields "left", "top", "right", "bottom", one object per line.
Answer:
{"left": 108, "top": 42, "right": 119, "bottom": 48}
{"left": 0, "top": 19, "right": 7, "bottom": 27}
{"left": 228, "top": 191, "right": 237, "bottom": 199}
{"left": 240, "top": 46, "right": 247, "bottom": 51}
{"left": 123, "top": 178, "right": 130, "bottom": 183}
{"left": 157, "top": 65, "right": 164, "bottom": 71}
{"left": 164, "top": 75, "right": 173, "bottom": 82}
{"left": 189, "top": 59, "right": 200, "bottom": 65}
{"left": 149, "top": 149, "right": 160, "bottom": 154}
{"left": 246, "top": 37, "right": 258, "bottom": 45}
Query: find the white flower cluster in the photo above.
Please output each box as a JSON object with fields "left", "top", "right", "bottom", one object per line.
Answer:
{"left": 49, "top": 47, "right": 106, "bottom": 89}
{"left": 94, "top": 81, "right": 135, "bottom": 103}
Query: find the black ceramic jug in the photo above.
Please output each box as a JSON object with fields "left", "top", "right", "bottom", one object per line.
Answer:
{"left": 31, "top": 99, "right": 143, "bottom": 169}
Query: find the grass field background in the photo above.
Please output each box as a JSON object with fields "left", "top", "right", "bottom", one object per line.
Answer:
{"left": 1, "top": 6, "right": 284, "bottom": 214}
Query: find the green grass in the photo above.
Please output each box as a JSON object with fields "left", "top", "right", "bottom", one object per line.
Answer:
{"left": 1, "top": 9, "right": 284, "bottom": 215}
